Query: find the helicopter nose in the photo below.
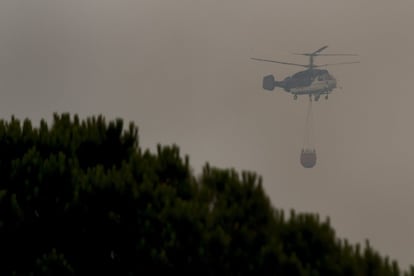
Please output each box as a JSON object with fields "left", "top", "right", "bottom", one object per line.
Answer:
{"left": 328, "top": 76, "right": 337, "bottom": 88}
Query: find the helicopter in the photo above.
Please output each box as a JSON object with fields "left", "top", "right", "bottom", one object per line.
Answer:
{"left": 251, "top": 46, "right": 359, "bottom": 101}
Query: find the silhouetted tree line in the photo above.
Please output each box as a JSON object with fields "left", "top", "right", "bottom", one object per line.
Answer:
{"left": 0, "top": 113, "right": 412, "bottom": 275}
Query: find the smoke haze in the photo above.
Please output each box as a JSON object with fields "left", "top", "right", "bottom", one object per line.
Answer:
{"left": 0, "top": 0, "right": 413, "bottom": 268}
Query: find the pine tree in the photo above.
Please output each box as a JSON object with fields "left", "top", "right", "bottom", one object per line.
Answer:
{"left": 0, "top": 113, "right": 411, "bottom": 275}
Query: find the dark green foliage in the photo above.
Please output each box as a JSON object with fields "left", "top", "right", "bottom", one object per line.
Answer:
{"left": 0, "top": 113, "right": 412, "bottom": 275}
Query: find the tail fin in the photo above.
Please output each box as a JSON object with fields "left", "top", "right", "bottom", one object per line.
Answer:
{"left": 263, "top": 75, "right": 276, "bottom": 91}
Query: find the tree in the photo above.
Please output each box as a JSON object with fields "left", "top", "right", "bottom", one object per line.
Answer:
{"left": 0, "top": 113, "right": 411, "bottom": 275}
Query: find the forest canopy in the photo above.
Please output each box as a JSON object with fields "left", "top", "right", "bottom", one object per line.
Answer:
{"left": 0, "top": 113, "right": 412, "bottom": 275}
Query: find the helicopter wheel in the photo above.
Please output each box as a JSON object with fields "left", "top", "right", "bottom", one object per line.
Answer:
{"left": 294, "top": 95, "right": 298, "bottom": 100}
{"left": 325, "top": 95, "right": 328, "bottom": 100}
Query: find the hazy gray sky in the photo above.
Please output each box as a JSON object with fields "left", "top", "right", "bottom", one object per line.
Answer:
{"left": 1, "top": 0, "right": 414, "bottom": 268}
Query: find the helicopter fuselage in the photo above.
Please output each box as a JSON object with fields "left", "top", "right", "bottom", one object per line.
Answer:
{"left": 266, "top": 69, "right": 337, "bottom": 100}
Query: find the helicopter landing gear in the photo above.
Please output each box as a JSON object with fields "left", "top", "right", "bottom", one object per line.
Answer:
{"left": 294, "top": 94, "right": 298, "bottom": 100}
{"left": 314, "top": 95, "right": 320, "bottom": 101}
{"left": 325, "top": 95, "right": 328, "bottom": 100}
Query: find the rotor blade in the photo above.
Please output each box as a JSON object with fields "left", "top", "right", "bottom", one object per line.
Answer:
{"left": 291, "top": 53, "right": 311, "bottom": 56}
{"left": 312, "top": 45, "right": 328, "bottom": 55}
{"left": 291, "top": 52, "right": 358, "bottom": 57}
{"left": 251, "top": 58, "right": 308, "bottom": 67}
{"left": 315, "top": 54, "right": 358, "bottom": 56}
{"left": 314, "top": 61, "right": 360, "bottom": 67}
{"left": 292, "top": 45, "right": 329, "bottom": 56}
